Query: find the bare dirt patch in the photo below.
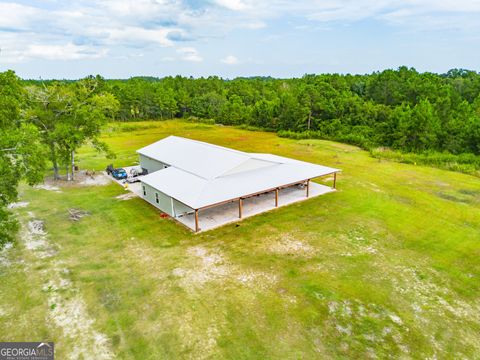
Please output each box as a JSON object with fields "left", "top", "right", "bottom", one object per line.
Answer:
{"left": 326, "top": 299, "right": 409, "bottom": 356}
{"left": 115, "top": 192, "right": 137, "bottom": 201}
{"left": 23, "top": 220, "right": 56, "bottom": 257}
{"left": 34, "top": 184, "right": 62, "bottom": 192}
{"left": 267, "top": 234, "right": 316, "bottom": 257}
{"left": 18, "top": 213, "right": 114, "bottom": 359}
{"left": 368, "top": 264, "right": 480, "bottom": 356}
{"left": 0, "top": 243, "right": 13, "bottom": 267}
{"left": 7, "top": 201, "right": 29, "bottom": 209}
{"left": 35, "top": 171, "right": 112, "bottom": 191}
{"left": 172, "top": 245, "right": 277, "bottom": 291}
{"left": 48, "top": 295, "right": 113, "bottom": 360}
{"left": 176, "top": 311, "right": 223, "bottom": 360}
{"left": 79, "top": 172, "right": 112, "bottom": 186}
{"left": 68, "top": 208, "right": 90, "bottom": 222}
{"left": 390, "top": 266, "right": 480, "bottom": 325}
{"left": 338, "top": 228, "right": 379, "bottom": 257}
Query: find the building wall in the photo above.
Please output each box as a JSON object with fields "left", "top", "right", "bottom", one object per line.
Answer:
{"left": 141, "top": 182, "right": 194, "bottom": 217}
{"left": 139, "top": 154, "right": 168, "bottom": 174}
{"left": 172, "top": 198, "right": 193, "bottom": 217}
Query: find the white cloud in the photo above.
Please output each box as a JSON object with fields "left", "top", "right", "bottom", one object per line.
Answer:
{"left": 215, "top": 0, "right": 248, "bottom": 11}
{"left": 244, "top": 21, "right": 267, "bottom": 29}
{"left": 24, "top": 43, "right": 107, "bottom": 61}
{"left": 221, "top": 55, "right": 239, "bottom": 65}
{"left": 1, "top": 0, "right": 480, "bottom": 68}
{"left": 0, "top": 2, "right": 41, "bottom": 29}
{"left": 100, "top": 26, "right": 178, "bottom": 47}
{"left": 0, "top": 41, "right": 107, "bottom": 63}
{"left": 177, "top": 47, "right": 203, "bottom": 62}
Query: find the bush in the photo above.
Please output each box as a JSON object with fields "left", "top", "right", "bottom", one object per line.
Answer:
{"left": 370, "top": 148, "right": 480, "bottom": 176}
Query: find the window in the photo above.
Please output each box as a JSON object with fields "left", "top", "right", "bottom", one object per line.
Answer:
{"left": 155, "top": 193, "right": 159, "bottom": 204}
{"left": 143, "top": 186, "right": 146, "bottom": 196}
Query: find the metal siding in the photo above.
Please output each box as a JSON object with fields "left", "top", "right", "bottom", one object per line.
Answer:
{"left": 172, "top": 198, "right": 194, "bottom": 217}
{"left": 139, "top": 154, "right": 167, "bottom": 174}
{"left": 141, "top": 183, "right": 174, "bottom": 216}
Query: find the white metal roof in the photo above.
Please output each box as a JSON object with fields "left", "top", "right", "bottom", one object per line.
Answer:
{"left": 139, "top": 136, "right": 340, "bottom": 209}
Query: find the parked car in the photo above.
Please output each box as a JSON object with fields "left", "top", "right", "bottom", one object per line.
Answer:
{"left": 112, "top": 168, "right": 127, "bottom": 180}
{"left": 126, "top": 167, "right": 146, "bottom": 183}
{"left": 126, "top": 176, "right": 140, "bottom": 184}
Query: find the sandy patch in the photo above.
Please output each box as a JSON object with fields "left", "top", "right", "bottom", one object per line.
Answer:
{"left": 34, "top": 184, "right": 62, "bottom": 192}
{"left": 28, "top": 220, "right": 46, "bottom": 235}
{"left": 267, "top": 234, "right": 315, "bottom": 256}
{"left": 7, "top": 201, "right": 29, "bottom": 209}
{"left": 79, "top": 173, "right": 111, "bottom": 186}
{"left": 48, "top": 295, "right": 113, "bottom": 360}
{"left": 177, "top": 312, "right": 222, "bottom": 360}
{"left": 172, "top": 246, "right": 277, "bottom": 291}
{"left": 391, "top": 266, "right": 480, "bottom": 324}
{"left": 0, "top": 242, "right": 13, "bottom": 267}
{"left": 338, "top": 228, "right": 379, "bottom": 257}
{"left": 124, "top": 243, "right": 171, "bottom": 281}
{"left": 19, "top": 214, "right": 114, "bottom": 359}
{"left": 22, "top": 220, "right": 56, "bottom": 257}
{"left": 327, "top": 299, "right": 409, "bottom": 356}
{"left": 260, "top": 232, "right": 317, "bottom": 258}
{"left": 115, "top": 192, "right": 137, "bottom": 201}
{"left": 173, "top": 246, "right": 230, "bottom": 286}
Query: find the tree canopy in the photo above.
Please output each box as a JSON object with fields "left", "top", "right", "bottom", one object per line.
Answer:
{"left": 26, "top": 76, "right": 119, "bottom": 179}
{"left": 61, "top": 67, "right": 480, "bottom": 155}
{"left": 0, "top": 71, "right": 45, "bottom": 245}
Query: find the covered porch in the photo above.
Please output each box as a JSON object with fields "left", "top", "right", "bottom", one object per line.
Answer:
{"left": 178, "top": 175, "right": 337, "bottom": 232}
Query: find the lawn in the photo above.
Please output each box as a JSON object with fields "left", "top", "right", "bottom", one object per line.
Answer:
{"left": 1, "top": 120, "right": 479, "bottom": 359}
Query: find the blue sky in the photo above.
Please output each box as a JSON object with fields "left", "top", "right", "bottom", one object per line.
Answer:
{"left": 0, "top": 0, "right": 479, "bottom": 79}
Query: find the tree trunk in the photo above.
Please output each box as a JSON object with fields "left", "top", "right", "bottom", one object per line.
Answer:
{"left": 50, "top": 144, "right": 59, "bottom": 180}
{"left": 70, "top": 150, "right": 75, "bottom": 181}
{"left": 307, "top": 111, "right": 312, "bottom": 130}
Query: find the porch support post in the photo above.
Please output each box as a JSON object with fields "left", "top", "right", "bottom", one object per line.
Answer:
{"left": 238, "top": 198, "right": 243, "bottom": 218}
{"left": 275, "top": 188, "right": 279, "bottom": 207}
{"left": 306, "top": 179, "right": 310, "bottom": 198}
{"left": 333, "top": 172, "right": 337, "bottom": 189}
{"left": 195, "top": 209, "right": 199, "bottom": 232}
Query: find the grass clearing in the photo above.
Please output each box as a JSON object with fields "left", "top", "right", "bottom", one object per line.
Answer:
{"left": 1, "top": 120, "right": 480, "bottom": 358}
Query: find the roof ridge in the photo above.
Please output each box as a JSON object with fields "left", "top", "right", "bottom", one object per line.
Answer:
{"left": 170, "top": 135, "right": 249, "bottom": 158}
{"left": 215, "top": 156, "right": 281, "bottom": 179}
{"left": 170, "top": 165, "right": 208, "bottom": 180}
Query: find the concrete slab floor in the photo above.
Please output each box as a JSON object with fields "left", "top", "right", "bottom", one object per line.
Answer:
{"left": 177, "top": 182, "right": 335, "bottom": 233}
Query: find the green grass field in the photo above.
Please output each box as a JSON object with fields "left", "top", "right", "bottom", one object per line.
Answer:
{"left": 1, "top": 120, "right": 479, "bottom": 359}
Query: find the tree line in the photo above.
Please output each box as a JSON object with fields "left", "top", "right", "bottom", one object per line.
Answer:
{"left": 21, "top": 67, "right": 480, "bottom": 155}
{"left": 85, "top": 67, "right": 480, "bottom": 155}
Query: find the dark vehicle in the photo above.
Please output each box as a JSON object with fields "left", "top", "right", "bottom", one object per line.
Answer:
{"left": 106, "top": 164, "right": 114, "bottom": 175}
{"left": 112, "top": 168, "right": 127, "bottom": 180}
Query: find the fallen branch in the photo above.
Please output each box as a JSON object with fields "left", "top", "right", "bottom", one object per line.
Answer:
{"left": 68, "top": 208, "right": 90, "bottom": 221}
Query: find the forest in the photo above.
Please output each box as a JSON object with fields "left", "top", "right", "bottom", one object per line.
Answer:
{"left": 19, "top": 67, "right": 480, "bottom": 157}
